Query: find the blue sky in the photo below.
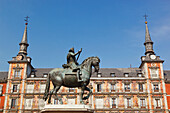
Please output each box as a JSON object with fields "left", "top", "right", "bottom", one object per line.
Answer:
{"left": 0, "top": 0, "right": 170, "bottom": 71}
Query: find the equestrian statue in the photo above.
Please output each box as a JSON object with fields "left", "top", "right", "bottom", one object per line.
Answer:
{"left": 43, "top": 48, "right": 100, "bottom": 104}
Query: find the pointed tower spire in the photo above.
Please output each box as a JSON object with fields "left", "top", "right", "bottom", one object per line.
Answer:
{"left": 143, "top": 15, "right": 155, "bottom": 55}
{"left": 18, "top": 16, "right": 29, "bottom": 55}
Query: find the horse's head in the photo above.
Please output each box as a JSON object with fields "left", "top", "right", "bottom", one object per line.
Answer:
{"left": 91, "top": 56, "right": 100, "bottom": 72}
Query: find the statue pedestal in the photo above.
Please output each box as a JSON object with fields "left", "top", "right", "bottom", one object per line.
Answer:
{"left": 40, "top": 104, "right": 94, "bottom": 113}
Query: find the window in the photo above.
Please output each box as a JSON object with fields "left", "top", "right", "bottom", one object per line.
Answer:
{"left": 11, "top": 99, "right": 17, "bottom": 108}
{"left": 39, "top": 99, "right": 45, "bottom": 109}
{"left": 13, "top": 85, "right": 18, "bottom": 92}
{"left": 14, "top": 70, "right": 21, "bottom": 78}
{"left": 139, "top": 84, "right": 143, "bottom": 92}
{"left": 26, "top": 84, "right": 34, "bottom": 93}
{"left": 124, "top": 73, "right": 129, "bottom": 77}
{"left": 67, "top": 98, "right": 75, "bottom": 105}
{"left": 43, "top": 73, "right": 48, "bottom": 78}
{"left": 125, "top": 84, "right": 130, "bottom": 92}
{"left": 127, "top": 98, "right": 131, "bottom": 108}
{"left": 155, "top": 99, "right": 161, "bottom": 109}
{"left": 138, "top": 73, "right": 142, "bottom": 77}
{"left": 112, "top": 98, "right": 116, "bottom": 108}
{"left": 25, "top": 99, "right": 32, "bottom": 109}
{"left": 97, "top": 84, "right": 101, "bottom": 92}
{"left": 95, "top": 98, "right": 103, "bottom": 108}
{"left": 54, "top": 99, "right": 59, "bottom": 104}
{"left": 0, "top": 85, "right": 3, "bottom": 95}
{"left": 110, "top": 84, "right": 116, "bottom": 92}
{"left": 140, "top": 99, "right": 146, "bottom": 108}
{"left": 69, "top": 88, "right": 75, "bottom": 93}
{"left": 110, "top": 73, "right": 115, "bottom": 77}
{"left": 150, "top": 69, "right": 158, "bottom": 78}
{"left": 153, "top": 84, "right": 159, "bottom": 92}
{"left": 97, "top": 73, "right": 102, "bottom": 77}
{"left": 40, "top": 84, "right": 46, "bottom": 93}
{"left": 31, "top": 74, "right": 35, "bottom": 77}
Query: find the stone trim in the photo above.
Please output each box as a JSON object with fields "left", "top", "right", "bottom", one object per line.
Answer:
{"left": 94, "top": 96, "right": 105, "bottom": 98}
{"left": 11, "top": 81, "right": 21, "bottom": 84}
{"left": 40, "top": 81, "right": 46, "bottom": 84}
{"left": 66, "top": 95, "right": 77, "bottom": 99}
{"left": 123, "top": 95, "right": 133, "bottom": 98}
{"left": 122, "top": 80, "right": 131, "bottom": 85}
{"left": 94, "top": 81, "right": 104, "bottom": 84}
{"left": 152, "top": 95, "right": 163, "bottom": 98}
{"left": 24, "top": 95, "right": 34, "bottom": 98}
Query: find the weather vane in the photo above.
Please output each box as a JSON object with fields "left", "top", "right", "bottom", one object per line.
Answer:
{"left": 143, "top": 14, "right": 148, "bottom": 21}
{"left": 24, "top": 16, "right": 29, "bottom": 25}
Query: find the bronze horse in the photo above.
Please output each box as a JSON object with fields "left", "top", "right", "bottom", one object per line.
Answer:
{"left": 43, "top": 56, "right": 100, "bottom": 104}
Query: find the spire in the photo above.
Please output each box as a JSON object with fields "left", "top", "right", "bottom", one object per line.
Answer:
{"left": 143, "top": 15, "right": 155, "bottom": 55}
{"left": 18, "top": 16, "right": 29, "bottom": 55}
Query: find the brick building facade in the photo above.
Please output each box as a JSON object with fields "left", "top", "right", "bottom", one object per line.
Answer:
{"left": 0, "top": 20, "right": 170, "bottom": 113}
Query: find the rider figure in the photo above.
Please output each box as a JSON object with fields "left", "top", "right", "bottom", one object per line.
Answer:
{"left": 66, "top": 47, "right": 82, "bottom": 82}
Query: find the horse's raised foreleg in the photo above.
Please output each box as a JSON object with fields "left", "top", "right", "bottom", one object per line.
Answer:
{"left": 53, "top": 85, "right": 63, "bottom": 104}
{"left": 83, "top": 86, "right": 92, "bottom": 100}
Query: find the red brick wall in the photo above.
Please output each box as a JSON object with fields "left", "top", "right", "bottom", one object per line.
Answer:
{"left": 165, "top": 84, "right": 170, "bottom": 109}
{"left": 0, "top": 83, "right": 6, "bottom": 112}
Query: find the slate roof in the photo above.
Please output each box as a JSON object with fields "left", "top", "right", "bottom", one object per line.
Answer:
{"left": 164, "top": 70, "right": 170, "bottom": 83}
{"left": 1, "top": 68, "right": 170, "bottom": 82}
{"left": 0, "top": 72, "right": 8, "bottom": 82}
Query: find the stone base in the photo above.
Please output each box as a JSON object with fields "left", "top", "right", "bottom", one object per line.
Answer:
{"left": 40, "top": 104, "right": 94, "bottom": 113}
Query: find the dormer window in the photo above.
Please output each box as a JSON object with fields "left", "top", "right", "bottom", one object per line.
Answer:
{"left": 138, "top": 73, "right": 142, "bottom": 77}
{"left": 110, "top": 73, "right": 115, "bottom": 77}
{"left": 124, "top": 73, "right": 129, "bottom": 77}
{"left": 97, "top": 73, "right": 102, "bottom": 77}
{"left": 31, "top": 74, "right": 35, "bottom": 78}
{"left": 43, "top": 73, "right": 48, "bottom": 78}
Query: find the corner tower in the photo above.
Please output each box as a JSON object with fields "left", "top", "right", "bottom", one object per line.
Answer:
{"left": 4, "top": 17, "right": 33, "bottom": 113}
{"left": 140, "top": 16, "right": 168, "bottom": 113}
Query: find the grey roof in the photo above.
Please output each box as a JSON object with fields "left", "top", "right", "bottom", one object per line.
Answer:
{"left": 164, "top": 70, "right": 170, "bottom": 83}
{"left": 32, "top": 68, "right": 53, "bottom": 78}
{"left": 0, "top": 72, "right": 8, "bottom": 82}
{"left": 95, "top": 68, "right": 142, "bottom": 77}
{"left": 31, "top": 68, "right": 142, "bottom": 78}
{"left": 1, "top": 68, "right": 170, "bottom": 81}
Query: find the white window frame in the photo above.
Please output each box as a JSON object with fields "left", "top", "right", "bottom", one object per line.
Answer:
{"left": 26, "top": 84, "right": 34, "bottom": 93}
{"left": 124, "top": 84, "right": 131, "bottom": 92}
{"left": 0, "top": 85, "right": 3, "bottom": 95}
{"left": 154, "top": 98, "right": 162, "bottom": 109}
{"left": 10, "top": 98, "right": 18, "bottom": 109}
{"left": 139, "top": 98, "right": 147, "bottom": 108}
{"left": 152, "top": 83, "right": 160, "bottom": 93}
{"left": 24, "top": 98, "right": 33, "bottom": 109}
{"left": 110, "top": 84, "right": 116, "bottom": 92}
{"left": 150, "top": 68, "right": 159, "bottom": 78}
{"left": 11, "top": 84, "right": 20, "bottom": 93}
{"left": 13, "top": 69, "right": 21, "bottom": 78}
{"left": 40, "top": 84, "right": 46, "bottom": 93}
{"left": 95, "top": 98, "right": 104, "bottom": 109}
{"left": 110, "top": 98, "right": 117, "bottom": 108}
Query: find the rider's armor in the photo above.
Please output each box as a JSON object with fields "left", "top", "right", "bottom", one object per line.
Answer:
{"left": 62, "top": 47, "right": 82, "bottom": 82}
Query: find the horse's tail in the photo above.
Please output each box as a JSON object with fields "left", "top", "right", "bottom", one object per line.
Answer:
{"left": 43, "top": 73, "right": 50, "bottom": 101}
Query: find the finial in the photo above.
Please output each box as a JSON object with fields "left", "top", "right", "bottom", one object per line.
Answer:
{"left": 24, "top": 16, "right": 29, "bottom": 25}
{"left": 143, "top": 14, "right": 148, "bottom": 24}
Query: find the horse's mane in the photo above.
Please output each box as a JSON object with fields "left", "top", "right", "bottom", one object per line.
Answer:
{"left": 81, "top": 56, "right": 100, "bottom": 65}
